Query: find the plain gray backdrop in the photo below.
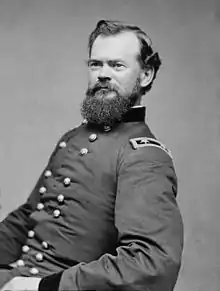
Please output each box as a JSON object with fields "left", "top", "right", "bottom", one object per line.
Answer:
{"left": 0, "top": 1, "right": 220, "bottom": 290}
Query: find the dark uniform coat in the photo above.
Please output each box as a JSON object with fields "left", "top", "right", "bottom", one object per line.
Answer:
{"left": 0, "top": 106, "right": 183, "bottom": 291}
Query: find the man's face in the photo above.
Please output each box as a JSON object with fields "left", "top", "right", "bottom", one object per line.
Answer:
{"left": 80, "top": 31, "right": 144, "bottom": 126}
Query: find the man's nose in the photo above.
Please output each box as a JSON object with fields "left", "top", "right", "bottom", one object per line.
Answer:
{"left": 97, "top": 65, "right": 112, "bottom": 82}
{"left": 98, "top": 76, "right": 111, "bottom": 83}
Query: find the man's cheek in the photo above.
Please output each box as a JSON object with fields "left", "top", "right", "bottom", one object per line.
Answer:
{"left": 88, "top": 78, "right": 96, "bottom": 88}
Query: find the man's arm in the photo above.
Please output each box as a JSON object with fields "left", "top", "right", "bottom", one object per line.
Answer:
{"left": 0, "top": 130, "right": 71, "bottom": 266}
{"left": 39, "top": 145, "right": 184, "bottom": 291}
{"left": 0, "top": 175, "right": 43, "bottom": 265}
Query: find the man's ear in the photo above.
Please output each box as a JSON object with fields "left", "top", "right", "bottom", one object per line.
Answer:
{"left": 140, "top": 67, "right": 154, "bottom": 88}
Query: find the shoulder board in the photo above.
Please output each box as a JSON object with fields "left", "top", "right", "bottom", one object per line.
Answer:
{"left": 129, "top": 137, "right": 172, "bottom": 158}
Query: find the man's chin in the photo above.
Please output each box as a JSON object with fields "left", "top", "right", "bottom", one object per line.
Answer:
{"left": 81, "top": 88, "right": 140, "bottom": 126}
{"left": 95, "top": 90, "right": 117, "bottom": 100}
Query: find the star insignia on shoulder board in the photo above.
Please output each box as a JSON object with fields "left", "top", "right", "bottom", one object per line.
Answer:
{"left": 129, "top": 137, "right": 172, "bottom": 158}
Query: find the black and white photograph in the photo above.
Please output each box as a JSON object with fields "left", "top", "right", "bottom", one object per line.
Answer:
{"left": 0, "top": 1, "right": 219, "bottom": 290}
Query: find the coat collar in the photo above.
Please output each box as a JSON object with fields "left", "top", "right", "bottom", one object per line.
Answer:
{"left": 121, "top": 106, "right": 146, "bottom": 123}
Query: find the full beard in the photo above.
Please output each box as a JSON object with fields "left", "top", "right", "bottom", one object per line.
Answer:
{"left": 80, "top": 79, "right": 141, "bottom": 126}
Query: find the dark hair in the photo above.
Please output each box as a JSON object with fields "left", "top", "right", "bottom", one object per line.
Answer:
{"left": 88, "top": 20, "right": 162, "bottom": 94}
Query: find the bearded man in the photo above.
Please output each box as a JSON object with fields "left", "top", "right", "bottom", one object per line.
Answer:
{"left": 0, "top": 20, "right": 183, "bottom": 291}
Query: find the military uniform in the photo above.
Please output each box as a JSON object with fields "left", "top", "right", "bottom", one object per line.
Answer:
{"left": 0, "top": 106, "right": 183, "bottom": 291}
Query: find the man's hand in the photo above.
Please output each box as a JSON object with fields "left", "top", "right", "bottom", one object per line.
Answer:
{"left": 0, "top": 276, "right": 41, "bottom": 291}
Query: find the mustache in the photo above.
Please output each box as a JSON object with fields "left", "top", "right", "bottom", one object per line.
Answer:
{"left": 89, "top": 82, "right": 118, "bottom": 94}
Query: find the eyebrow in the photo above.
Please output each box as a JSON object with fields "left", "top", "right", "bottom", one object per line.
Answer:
{"left": 86, "top": 59, "right": 101, "bottom": 64}
{"left": 86, "top": 59, "right": 127, "bottom": 65}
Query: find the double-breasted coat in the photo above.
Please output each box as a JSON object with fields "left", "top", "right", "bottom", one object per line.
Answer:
{"left": 0, "top": 106, "right": 183, "bottom": 290}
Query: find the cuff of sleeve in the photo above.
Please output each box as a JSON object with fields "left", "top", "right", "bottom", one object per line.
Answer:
{"left": 38, "top": 271, "right": 63, "bottom": 291}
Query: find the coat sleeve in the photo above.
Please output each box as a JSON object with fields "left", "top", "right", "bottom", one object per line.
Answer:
{"left": 0, "top": 132, "right": 67, "bottom": 265}
{"left": 39, "top": 145, "right": 184, "bottom": 291}
{"left": 0, "top": 174, "right": 44, "bottom": 265}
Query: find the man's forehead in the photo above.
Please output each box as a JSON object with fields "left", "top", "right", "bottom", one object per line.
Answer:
{"left": 90, "top": 31, "right": 140, "bottom": 60}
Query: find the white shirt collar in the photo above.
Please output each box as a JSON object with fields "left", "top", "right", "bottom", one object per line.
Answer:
{"left": 132, "top": 105, "right": 145, "bottom": 108}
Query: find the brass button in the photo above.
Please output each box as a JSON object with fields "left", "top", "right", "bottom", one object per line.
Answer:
{"left": 28, "top": 230, "right": 35, "bottom": 238}
{"left": 80, "top": 148, "right": 88, "bottom": 155}
{"left": 36, "top": 253, "right": 43, "bottom": 262}
{"left": 29, "top": 267, "right": 39, "bottom": 275}
{"left": 53, "top": 209, "right": 61, "bottom": 218}
{"left": 57, "top": 194, "right": 64, "bottom": 203}
{"left": 37, "top": 203, "right": 44, "bottom": 210}
{"left": 89, "top": 133, "right": 97, "bottom": 142}
{"left": 104, "top": 125, "right": 111, "bottom": 132}
{"left": 44, "top": 170, "right": 52, "bottom": 178}
{"left": 39, "top": 186, "right": 46, "bottom": 194}
{"left": 42, "top": 241, "right": 49, "bottom": 249}
{"left": 59, "top": 141, "right": 67, "bottom": 148}
{"left": 22, "top": 245, "right": 30, "bottom": 253}
{"left": 17, "top": 259, "right": 25, "bottom": 267}
{"left": 63, "top": 177, "right": 71, "bottom": 186}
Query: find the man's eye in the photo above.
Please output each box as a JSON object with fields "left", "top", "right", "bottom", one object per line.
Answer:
{"left": 88, "top": 62, "right": 101, "bottom": 68}
{"left": 112, "top": 63, "right": 124, "bottom": 70}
